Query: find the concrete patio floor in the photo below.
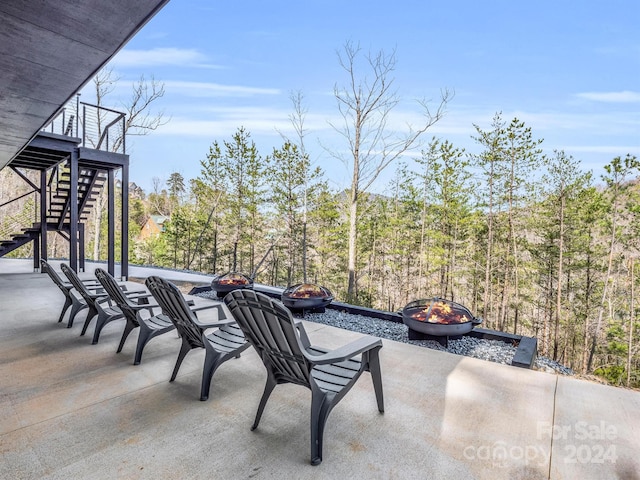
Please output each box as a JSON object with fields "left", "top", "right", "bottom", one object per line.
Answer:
{"left": 1, "top": 259, "right": 639, "bottom": 479}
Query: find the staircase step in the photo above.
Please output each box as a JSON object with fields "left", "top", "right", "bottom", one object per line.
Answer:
{"left": 53, "top": 185, "right": 94, "bottom": 191}
{"left": 48, "top": 214, "right": 94, "bottom": 221}
{"left": 58, "top": 175, "right": 107, "bottom": 184}
{"left": 59, "top": 169, "right": 103, "bottom": 178}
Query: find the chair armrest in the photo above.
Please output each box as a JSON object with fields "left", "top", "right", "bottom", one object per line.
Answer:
{"left": 129, "top": 300, "right": 160, "bottom": 310}
{"left": 190, "top": 303, "right": 228, "bottom": 328}
{"left": 133, "top": 304, "right": 162, "bottom": 316}
{"left": 294, "top": 320, "right": 312, "bottom": 349}
{"left": 190, "top": 303, "right": 218, "bottom": 313}
{"left": 125, "top": 292, "right": 153, "bottom": 303}
{"left": 85, "top": 286, "right": 106, "bottom": 294}
{"left": 304, "top": 336, "right": 382, "bottom": 365}
{"left": 94, "top": 294, "right": 111, "bottom": 304}
{"left": 195, "top": 318, "right": 236, "bottom": 329}
{"left": 123, "top": 288, "right": 146, "bottom": 295}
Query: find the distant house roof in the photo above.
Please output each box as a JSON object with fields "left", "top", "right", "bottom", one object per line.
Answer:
{"left": 150, "top": 215, "right": 169, "bottom": 225}
{"left": 140, "top": 214, "right": 170, "bottom": 239}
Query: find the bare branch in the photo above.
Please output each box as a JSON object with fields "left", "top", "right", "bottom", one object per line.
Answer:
{"left": 124, "top": 75, "right": 169, "bottom": 136}
{"left": 328, "top": 41, "right": 451, "bottom": 300}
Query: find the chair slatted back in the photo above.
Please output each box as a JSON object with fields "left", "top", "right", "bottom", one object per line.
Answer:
{"left": 224, "top": 290, "right": 310, "bottom": 386}
{"left": 41, "top": 260, "right": 69, "bottom": 294}
{"left": 145, "top": 276, "right": 204, "bottom": 348}
{"left": 95, "top": 268, "right": 137, "bottom": 323}
{"left": 60, "top": 263, "right": 100, "bottom": 305}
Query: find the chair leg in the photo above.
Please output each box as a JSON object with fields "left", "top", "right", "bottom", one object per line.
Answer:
{"left": 200, "top": 348, "right": 223, "bottom": 401}
{"left": 92, "top": 308, "right": 111, "bottom": 344}
{"left": 170, "top": 339, "right": 192, "bottom": 382}
{"left": 366, "top": 348, "right": 385, "bottom": 413}
{"left": 67, "top": 298, "right": 86, "bottom": 328}
{"left": 80, "top": 306, "right": 98, "bottom": 336}
{"left": 117, "top": 320, "right": 137, "bottom": 353}
{"left": 58, "top": 296, "right": 73, "bottom": 323}
{"left": 251, "top": 374, "right": 277, "bottom": 431}
{"left": 134, "top": 325, "right": 156, "bottom": 365}
{"left": 310, "top": 392, "right": 333, "bottom": 466}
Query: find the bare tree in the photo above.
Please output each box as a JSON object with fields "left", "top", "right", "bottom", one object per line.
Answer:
{"left": 328, "top": 40, "right": 451, "bottom": 301}
{"left": 285, "top": 91, "right": 313, "bottom": 282}
{"left": 90, "top": 68, "right": 167, "bottom": 260}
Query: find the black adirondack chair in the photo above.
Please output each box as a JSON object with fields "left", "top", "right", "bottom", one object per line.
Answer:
{"left": 60, "top": 263, "right": 130, "bottom": 344}
{"left": 224, "top": 289, "right": 384, "bottom": 465}
{"left": 94, "top": 268, "right": 175, "bottom": 365}
{"left": 41, "top": 259, "right": 91, "bottom": 326}
{"left": 145, "top": 275, "right": 250, "bottom": 401}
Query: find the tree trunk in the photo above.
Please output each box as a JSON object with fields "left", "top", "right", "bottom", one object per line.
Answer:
{"left": 628, "top": 258, "right": 635, "bottom": 387}
{"left": 347, "top": 177, "right": 359, "bottom": 301}
{"left": 483, "top": 164, "right": 495, "bottom": 326}
{"left": 588, "top": 202, "right": 617, "bottom": 373}
{"left": 418, "top": 193, "right": 428, "bottom": 298}
{"left": 232, "top": 241, "right": 238, "bottom": 271}
{"left": 582, "top": 245, "right": 593, "bottom": 373}
{"left": 213, "top": 228, "right": 218, "bottom": 273}
{"left": 554, "top": 193, "right": 565, "bottom": 359}
{"left": 302, "top": 221, "right": 308, "bottom": 283}
{"left": 92, "top": 190, "right": 106, "bottom": 260}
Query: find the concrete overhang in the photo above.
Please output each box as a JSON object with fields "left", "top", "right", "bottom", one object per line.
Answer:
{"left": 0, "top": 0, "right": 170, "bottom": 171}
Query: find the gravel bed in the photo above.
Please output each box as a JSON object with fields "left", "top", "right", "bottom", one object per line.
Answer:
{"left": 304, "top": 309, "right": 574, "bottom": 375}
{"left": 197, "top": 290, "right": 573, "bottom": 375}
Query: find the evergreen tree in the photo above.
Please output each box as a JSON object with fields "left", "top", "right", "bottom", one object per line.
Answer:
{"left": 267, "top": 141, "right": 323, "bottom": 286}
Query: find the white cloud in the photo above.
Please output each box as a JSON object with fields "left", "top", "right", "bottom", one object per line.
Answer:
{"left": 559, "top": 145, "right": 640, "bottom": 154}
{"left": 575, "top": 91, "right": 640, "bottom": 103}
{"left": 164, "top": 81, "right": 280, "bottom": 97}
{"left": 158, "top": 116, "right": 291, "bottom": 137}
{"left": 110, "top": 48, "right": 218, "bottom": 68}
{"left": 156, "top": 106, "right": 334, "bottom": 138}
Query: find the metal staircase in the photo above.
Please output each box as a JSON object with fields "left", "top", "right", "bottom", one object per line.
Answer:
{"left": 0, "top": 99, "right": 130, "bottom": 276}
{"left": 0, "top": 162, "right": 108, "bottom": 257}
{"left": 0, "top": 230, "right": 39, "bottom": 257}
{"left": 48, "top": 164, "right": 107, "bottom": 230}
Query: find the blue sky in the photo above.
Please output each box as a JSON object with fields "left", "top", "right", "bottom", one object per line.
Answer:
{"left": 85, "top": 0, "right": 640, "bottom": 193}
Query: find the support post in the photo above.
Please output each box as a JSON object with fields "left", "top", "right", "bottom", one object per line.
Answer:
{"left": 108, "top": 169, "right": 115, "bottom": 276}
{"left": 79, "top": 223, "right": 85, "bottom": 271}
{"left": 69, "top": 150, "right": 78, "bottom": 271}
{"left": 39, "top": 169, "right": 47, "bottom": 268}
{"left": 121, "top": 162, "right": 129, "bottom": 280}
{"left": 33, "top": 237, "right": 39, "bottom": 272}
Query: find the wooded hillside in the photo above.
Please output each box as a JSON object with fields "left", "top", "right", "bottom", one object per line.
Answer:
{"left": 2, "top": 114, "right": 638, "bottom": 388}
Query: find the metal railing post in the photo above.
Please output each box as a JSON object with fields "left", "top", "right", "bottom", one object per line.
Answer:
{"left": 82, "top": 103, "right": 86, "bottom": 147}
{"left": 75, "top": 93, "right": 80, "bottom": 138}
{"left": 122, "top": 115, "right": 126, "bottom": 154}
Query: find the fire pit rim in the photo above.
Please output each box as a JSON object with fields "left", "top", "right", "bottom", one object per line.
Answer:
{"left": 401, "top": 297, "right": 482, "bottom": 336}
{"left": 281, "top": 282, "right": 334, "bottom": 309}
{"left": 211, "top": 271, "right": 254, "bottom": 295}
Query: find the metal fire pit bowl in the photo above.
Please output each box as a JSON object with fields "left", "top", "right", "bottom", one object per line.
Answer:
{"left": 211, "top": 272, "right": 254, "bottom": 297}
{"left": 281, "top": 283, "right": 334, "bottom": 310}
{"left": 402, "top": 297, "right": 482, "bottom": 336}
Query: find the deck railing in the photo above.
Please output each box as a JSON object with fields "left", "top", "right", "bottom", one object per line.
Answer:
{"left": 0, "top": 190, "right": 39, "bottom": 241}
{"left": 42, "top": 97, "right": 126, "bottom": 154}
